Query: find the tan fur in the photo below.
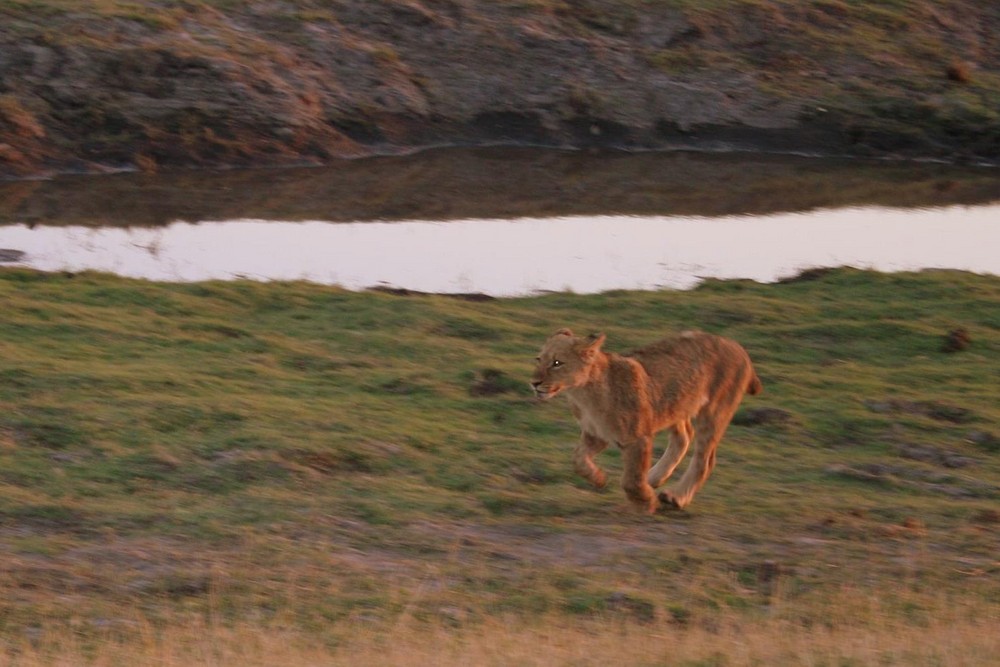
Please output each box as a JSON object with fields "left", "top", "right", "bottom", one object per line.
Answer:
{"left": 530, "top": 328, "right": 762, "bottom": 513}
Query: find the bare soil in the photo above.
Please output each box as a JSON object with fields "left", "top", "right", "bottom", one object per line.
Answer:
{"left": 2, "top": 0, "right": 999, "bottom": 178}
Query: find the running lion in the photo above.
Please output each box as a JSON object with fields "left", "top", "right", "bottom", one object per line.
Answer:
{"left": 530, "top": 328, "right": 762, "bottom": 513}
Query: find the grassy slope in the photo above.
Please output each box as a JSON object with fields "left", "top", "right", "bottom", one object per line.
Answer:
{"left": 1, "top": 266, "right": 998, "bottom": 664}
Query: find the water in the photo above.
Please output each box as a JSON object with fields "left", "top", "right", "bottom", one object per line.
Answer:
{"left": 1, "top": 149, "right": 998, "bottom": 295}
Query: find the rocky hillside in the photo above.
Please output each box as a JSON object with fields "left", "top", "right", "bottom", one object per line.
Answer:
{"left": 2, "top": 0, "right": 999, "bottom": 178}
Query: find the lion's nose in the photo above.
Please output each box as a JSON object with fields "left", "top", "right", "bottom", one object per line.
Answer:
{"left": 530, "top": 380, "right": 542, "bottom": 390}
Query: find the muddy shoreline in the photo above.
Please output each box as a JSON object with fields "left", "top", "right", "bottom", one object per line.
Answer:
{"left": 2, "top": 1, "right": 999, "bottom": 179}
{"left": 4, "top": 148, "right": 1000, "bottom": 227}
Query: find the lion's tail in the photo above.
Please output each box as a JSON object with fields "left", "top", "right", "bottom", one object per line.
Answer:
{"left": 747, "top": 371, "right": 763, "bottom": 396}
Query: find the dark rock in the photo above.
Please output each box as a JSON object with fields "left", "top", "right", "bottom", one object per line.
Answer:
{"left": 469, "top": 368, "right": 521, "bottom": 397}
{"left": 967, "top": 430, "right": 1000, "bottom": 453}
{"left": 0, "top": 249, "right": 26, "bottom": 262}
{"left": 863, "top": 398, "right": 972, "bottom": 423}
{"left": 606, "top": 592, "right": 657, "bottom": 623}
{"left": 898, "top": 444, "right": 976, "bottom": 468}
{"left": 923, "top": 403, "right": 972, "bottom": 423}
{"left": 946, "top": 62, "right": 973, "bottom": 84}
{"left": 941, "top": 327, "right": 971, "bottom": 352}
{"left": 379, "top": 378, "right": 422, "bottom": 395}
{"left": 732, "top": 406, "right": 793, "bottom": 426}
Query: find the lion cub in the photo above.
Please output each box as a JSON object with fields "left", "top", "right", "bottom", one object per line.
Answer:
{"left": 531, "top": 328, "right": 761, "bottom": 513}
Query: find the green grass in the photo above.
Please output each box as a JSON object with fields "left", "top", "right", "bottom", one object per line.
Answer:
{"left": 0, "top": 267, "right": 998, "bottom": 662}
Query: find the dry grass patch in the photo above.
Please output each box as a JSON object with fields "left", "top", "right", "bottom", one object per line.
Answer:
{"left": 7, "top": 602, "right": 1000, "bottom": 667}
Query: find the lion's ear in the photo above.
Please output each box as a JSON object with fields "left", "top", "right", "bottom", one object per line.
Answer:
{"left": 580, "top": 332, "right": 606, "bottom": 359}
{"left": 554, "top": 328, "right": 574, "bottom": 337}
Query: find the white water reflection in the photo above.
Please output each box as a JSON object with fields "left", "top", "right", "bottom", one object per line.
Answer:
{"left": 1, "top": 205, "right": 997, "bottom": 295}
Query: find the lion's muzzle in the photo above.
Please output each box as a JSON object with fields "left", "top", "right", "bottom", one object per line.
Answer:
{"left": 531, "top": 380, "right": 558, "bottom": 399}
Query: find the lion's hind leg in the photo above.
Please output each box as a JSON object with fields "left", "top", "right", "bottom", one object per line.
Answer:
{"left": 647, "top": 420, "right": 692, "bottom": 488}
{"left": 658, "top": 413, "right": 727, "bottom": 510}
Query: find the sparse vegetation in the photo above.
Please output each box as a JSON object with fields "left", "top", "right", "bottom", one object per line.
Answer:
{"left": 1, "top": 266, "right": 998, "bottom": 664}
{"left": 3, "top": 0, "right": 997, "bottom": 657}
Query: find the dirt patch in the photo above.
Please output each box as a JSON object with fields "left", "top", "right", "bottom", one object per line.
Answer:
{"left": 825, "top": 462, "right": 996, "bottom": 498}
{"left": 897, "top": 443, "right": 977, "bottom": 469}
{"left": 864, "top": 398, "right": 973, "bottom": 423}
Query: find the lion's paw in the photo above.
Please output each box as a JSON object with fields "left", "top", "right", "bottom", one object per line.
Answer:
{"left": 657, "top": 490, "right": 683, "bottom": 510}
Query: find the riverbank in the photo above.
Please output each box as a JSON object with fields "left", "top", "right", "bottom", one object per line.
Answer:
{"left": 2, "top": 0, "right": 999, "bottom": 178}
{"left": 1, "top": 267, "right": 998, "bottom": 664}
{"left": 4, "top": 148, "right": 1000, "bottom": 227}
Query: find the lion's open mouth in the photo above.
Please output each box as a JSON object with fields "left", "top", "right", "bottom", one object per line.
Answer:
{"left": 534, "top": 386, "right": 558, "bottom": 399}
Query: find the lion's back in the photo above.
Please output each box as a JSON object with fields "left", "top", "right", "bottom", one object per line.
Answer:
{"left": 627, "top": 330, "right": 759, "bottom": 403}
{"left": 628, "top": 330, "right": 738, "bottom": 369}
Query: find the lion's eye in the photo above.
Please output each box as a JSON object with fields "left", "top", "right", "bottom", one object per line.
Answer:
{"left": 552, "top": 359, "right": 563, "bottom": 368}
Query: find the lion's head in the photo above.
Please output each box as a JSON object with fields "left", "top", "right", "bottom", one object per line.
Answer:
{"left": 530, "top": 328, "right": 606, "bottom": 400}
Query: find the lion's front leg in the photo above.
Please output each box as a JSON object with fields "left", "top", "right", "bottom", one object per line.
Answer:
{"left": 621, "top": 436, "right": 658, "bottom": 514}
{"left": 572, "top": 431, "right": 609, "bottom": 489}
